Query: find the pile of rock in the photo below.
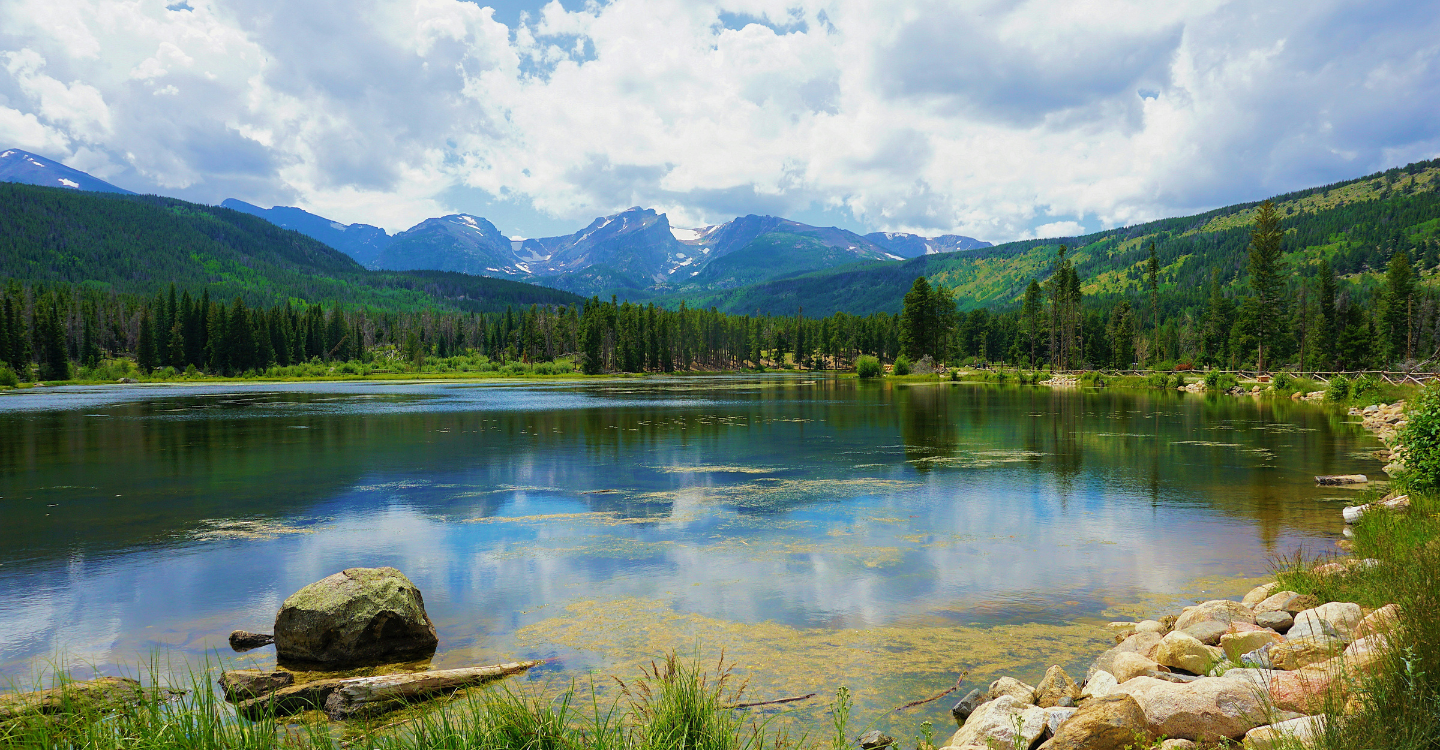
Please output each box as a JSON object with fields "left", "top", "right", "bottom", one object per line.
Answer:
{"left": 1180, "top": 381, "right": 1206, "bottom": 393}
{"left": 1350, "top": 401, "right": 1408, "bottom": 475}
{"left": 940, "top": 583, "right": 1400, "bottom": 750}
{"left": 1040, "top": 376, "right": 1079, "bottom": 387}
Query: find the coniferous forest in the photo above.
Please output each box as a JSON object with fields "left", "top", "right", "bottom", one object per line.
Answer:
{"left": 2, "top": 159, "right": 1440, "bottom": 382}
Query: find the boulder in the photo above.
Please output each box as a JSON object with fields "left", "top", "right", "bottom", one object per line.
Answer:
{"left": 218, "top": 670, "right": 294, "bottom": 701}
{"left": 1158, "top": 741, "right": 1196, "bottom": 750}
{"left": 1239, "top": 644, "right": 1273, "bottom": 669}
{"left": 1221, "top": 668, "right": 1277, "bottom": 691}
{"left": 1255, "top": 610, "right": 1293, "bottom": 632}
{"left": 1181, "top": 621, "right": 1228, "bottom": 646}
{"left": 1043, "top": 694, "right": 1150, "bottom": 750}
{"left": 1267, "top": 666, "right": 1339, "bottom": 714}
{"left": 1242, "top": 583, "right": 1279, "bottom": 608}
{"left": 1270, "top": 636, "right": 1343, "bottom": 670}
{"left": 1341, "top": 635, "right": 1390, "bottom": 674}
{"left": 1173, "top": 600, "right": 1255, "bottom": 633}
{"left": 1135, "top": 620, "right": 1166, "bottom": 635}
{"left": 1112, "top": 676, "right": 1268, "bottom": 741}
{"left": 1351, "top": 604, "right": 1400, "bottom": 640}
{"left": 1243, "top": 715, "right": 1327, "bottom": 750}
{"left": 273, "top": 567, "right": 439, "bottom": 667}
{"left": 858, "top": 729, "right": 895, "bottom": 749}
{"left": 950, "top": 689, "right": 986, "bottom": 723}
{"left": 1081, "top": 671, "right": 1118, "bottom": 700}
{"left": 988, "top": 676, "right": 1037, "bottom": 705}
{"left": 1288, "top": 602, "right": 1363, "bottom": 642}
{"left": 1034, "top": 665, "right": 1081, "bottom": 708}
{"left": 1255, "top": 592, "right": 1316, "bottom": 616}
{"left": 1221, "top": 630, "right": 1283, "bottom": 663}
{"left": 1154, "top": 631, "right": 1221, "bottom": 674}
{"left": 1042, "top": 706, "right": 1078, "bottom": 738}
{"left": 1087, "top": 632, "right": 1163, "bottom": 682}
{"left": 1112, "top": 652, "right": 1166, "bottom": 683}
{"left": 942, "top": 695, "right": 1046, "bottom": 750}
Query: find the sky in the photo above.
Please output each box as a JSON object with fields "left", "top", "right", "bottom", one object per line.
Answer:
{"left": 1, "top": 0, "right": 1437, "bottom": 242}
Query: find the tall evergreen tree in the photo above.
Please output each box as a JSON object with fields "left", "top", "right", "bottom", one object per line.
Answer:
{"left": 1381, "top": 248, "right": 1415, "bottom": 363}
{"left": 1316, "top": 259, "right": 1337, "bottom": 369}
{"left": 899, "top": 276, "right": 936, "bottom": 361}
{"left": 137, "top": 309, "right": 158, "bottom": 374}
{"left": 1246, "top": 200, "right": 1287, "bottom": 371}
{"left": 1147, "top": 242, "right": 1160, "bottom": 364}
{"left": 1022, "top": 279, "right": 1043, "bottom": 367}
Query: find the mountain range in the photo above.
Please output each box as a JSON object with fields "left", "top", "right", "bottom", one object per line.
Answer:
{"left": 221, "top": 198, "right": 991, "bottom": 297}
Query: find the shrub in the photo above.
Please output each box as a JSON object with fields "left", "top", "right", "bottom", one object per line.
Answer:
{"left": 1326, "top": 375, "right": 1352, "bottom": 402}
{"left": 1399, "top": 383, "right": 1440, "bottom": 492}
{"left": 855, "top": 355, "right": 881, "bottom": 379}
{"left": 1352, "top": 374, "right": 1380, "bottom": 403}
{"left": 0, "top": 366, "right": 16, "bottom": 387}
{"left": 892, "top": 355, "right": 912, "bottom": 376}
{"left": 1079, "top": 370, "right": 1107, "bottom": 386}
{"left": 1204, "top": 371, "right": 1238, "bottom": 392}
{"left": 1272, "top": 371, "right": 1296, "bottom": 391}
{"left": 988, "top": 370, "right": 1011, "bottom": 383}
{"left": 1144, "top": 372, "right": 1171, "bottom": 388}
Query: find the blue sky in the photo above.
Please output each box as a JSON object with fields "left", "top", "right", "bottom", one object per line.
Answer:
{"left": 1, "top": 0, "right": 1437, "bottom": 241}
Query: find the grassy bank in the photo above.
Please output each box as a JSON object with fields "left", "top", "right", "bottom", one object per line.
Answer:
{"left": 1, "top": 654, "right": 823, "bottom": 750}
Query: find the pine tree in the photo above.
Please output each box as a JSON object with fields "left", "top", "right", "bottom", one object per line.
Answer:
{"left": 1382, "top": 248, "right": 1415, "bottom": 363}
{"left": 899, "top": 277, "right": 936, "bottom": 361}
{"left": 1316, "top": 260, "right": 1337, "bottom": 369}
{"left": 167, "top": 321, "right": 186, "bottom": 370}
{"left": 137, "top": 309, "right": 158, "bottom": 374}
{"left": 1022, "top": 280, "right": 1043, "bottom": 367}
{"left": 1147, "top": 242, "right": 1160, "bottom": 364}
{"left": 1246, "top": 200, "right": 1287, "bottom": 371}
{"left": 1203, "top": 270, "right": 1233, "bottom": 367}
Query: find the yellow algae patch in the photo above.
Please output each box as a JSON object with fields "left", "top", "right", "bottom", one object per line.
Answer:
{"left": 514, "top": 597, "right": 1110, "bottom": 726}
{"left": 656, "top": 465, "right": 781, "bottom": 474}
{"left": 191, "top": 518, "right": 324, "bottom": 541}
{"left": 465, "top": 511, "right": 676, "bottom": 526}
{"left": 1098, "top": 572, "right": 1274, "bottom": 622}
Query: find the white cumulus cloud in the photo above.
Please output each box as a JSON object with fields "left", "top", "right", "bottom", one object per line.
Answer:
{"left": 0, "top": 0, "right": 1436, "bottom": 240}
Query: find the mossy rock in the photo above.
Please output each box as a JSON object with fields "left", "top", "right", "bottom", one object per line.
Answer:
{"left": 274, "top": 567, "right": 438, "bottom": 667}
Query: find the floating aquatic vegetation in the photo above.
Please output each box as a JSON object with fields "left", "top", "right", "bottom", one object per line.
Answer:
{"left": 466, "top": 511, "right": 680, "bottom": 527}
{"left": 909, "top": 449, "right": 1045, "bottom": 468}
{"left": 513, "top": 597, "right": 1110, "bottom": 729}
{"left": 190, "top": 518, "right": 324, "bottom": 541}
{"left": 656, "top": 465, "right": 780, "bottom": 474}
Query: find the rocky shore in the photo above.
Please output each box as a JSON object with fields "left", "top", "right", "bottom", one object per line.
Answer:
{"left": 929, "top": 397, "right": 1416, "bottom": 750}
{"left": 938, "top": 576, "right": 1401, "bottom": 749}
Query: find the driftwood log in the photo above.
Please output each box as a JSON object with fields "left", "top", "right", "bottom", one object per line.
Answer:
{"left": 235, "top": 661, "right": 543, "bottom": 720}
{"left": 1315, "top": 474, "right": 1368, "bottom": 485}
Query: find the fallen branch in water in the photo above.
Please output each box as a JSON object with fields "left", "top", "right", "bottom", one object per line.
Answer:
{"left": 235, "top": 661, "right": 543, "bottom": 721}
{"left": 729, "top": 692, "right": 817, "bottom": 709}
{"left": 894, "top": 672, "right": 967, "bottom": 712}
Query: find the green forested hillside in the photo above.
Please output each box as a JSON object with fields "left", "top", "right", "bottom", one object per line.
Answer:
{"left": 0, "top": 183, "right": 583, "bottom": 313}
{"left": 686, "top": 159, "right": 1440, "bottom": 317}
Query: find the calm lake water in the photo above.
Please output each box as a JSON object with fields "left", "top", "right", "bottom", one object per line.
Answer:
{"left": 0, "top": 376, "right": 1381, "bottom": 730}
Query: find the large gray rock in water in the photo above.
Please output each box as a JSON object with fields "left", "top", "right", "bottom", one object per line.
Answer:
{"left": 274, "top": 567, "right": 438, "bottom": 666}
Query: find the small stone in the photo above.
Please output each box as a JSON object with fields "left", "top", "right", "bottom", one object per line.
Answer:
{"left": 1043, "top": 706, "right": 1078, "bottom": 737}
{"left": 1242, "top": 715, "right": 1327, "bottom": 749}
{"left": 1254, "top": 592, "right": 1315, "bottom": 616}
{"left": 951, "top": 689, "right": 986, "bottom": 723}
{"left": 1159, "top": 741, "right": 1196, "bottom": 750}
{"left": 1220, "top": 630, "right": 1283, "bottom": 663}
{"left": 943, "top": 696, "right": 1046, "bottom": 750}
{"left": 1173, "top": 600, "right": 1255, "bottom": 632}
{"left": 1155, "top": 631, "right": 1221, "bottom": 674}
{"left": 1242, "top": 583, "right": 1279, "bottom": 608}
{"left": 1181, "top": 621, "right": 1228, "bottom": 645}
{"left": 1255, "top": 610, "right": 1293, "bottom": 632}
{"left": 1054, "top": 696, "right": 1075, "bottom": 708}
{"left": 1044, "top": 694, "right": 1150, "bottom": 750}
{"left": 1112, "top": 652, "right": 1166, "bottom": 683}
{"left": 1086, "top": 632, "right": 1163, "bottom": 682}
{"left": 1270, "top": 637, "right": 1344, "bottom": 670}
{"left": 1035, "top": 665, "right": 1081, "bottom": 708}
{"left": 1239, "top": 644, "right": 1273, "bottom": 669}
{"left": 988, "top": 676, "right": 1037, "bottom": 705}
{"left": 857, "top": 729, "right": 894, "bottom": 749}
{"left": 1351, "top": 604, "right": 1400, "bottom": 640}
{"left": 1081, "top": 671, "right": 1119, "bottom": 700}
{"left": 228, "top": 631, "right": 275, "bottom": 652}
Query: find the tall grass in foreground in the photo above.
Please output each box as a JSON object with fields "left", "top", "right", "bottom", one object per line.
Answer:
{"left": 1, "top": 653, "right": 804, "bottom": 750}
{"left": 1274, "top": 490, "right": 1440, "bottom": 750}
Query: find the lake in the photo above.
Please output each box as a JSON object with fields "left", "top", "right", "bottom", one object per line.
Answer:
{"left": 0, "top": 376, "right": 1379, "bottom": 731}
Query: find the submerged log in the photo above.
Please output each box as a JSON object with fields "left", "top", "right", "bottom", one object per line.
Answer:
{"left": 235, "top": 661, "right": 542, "bottom": 720}
{"left": 323, "top": 661, "right": 544, "bottom": 720}
{"left": 1315, "top": 474, "right": 1367, "bottom": 485}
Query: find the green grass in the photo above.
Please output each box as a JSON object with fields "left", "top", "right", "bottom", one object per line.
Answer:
{"left": 1272, "top": 489, "right": 1440, "bottom": 750}
{"left": 1, "top": 653, "right": 803, "bottom": 750}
